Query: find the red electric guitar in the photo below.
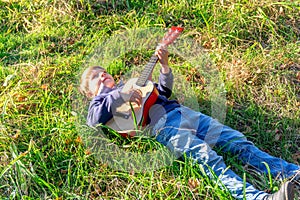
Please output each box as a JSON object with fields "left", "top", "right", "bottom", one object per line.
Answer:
{"left": 106, "top": 26, "right": 184, "bottom": 135}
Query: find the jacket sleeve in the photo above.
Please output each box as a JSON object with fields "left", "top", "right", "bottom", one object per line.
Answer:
{"left": 87, "top": 89, "right": 125, "bottom": 127}
{"left": 155, "top": 68, "right": 174, "bottom": 99}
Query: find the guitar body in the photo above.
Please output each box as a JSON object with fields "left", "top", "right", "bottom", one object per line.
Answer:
{"left": 106, "top": 78, "right": 159, "bottom": 133}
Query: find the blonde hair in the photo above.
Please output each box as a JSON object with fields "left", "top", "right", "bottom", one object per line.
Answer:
{"left": 79, "top": 66, "right": 105, "bottom": 98}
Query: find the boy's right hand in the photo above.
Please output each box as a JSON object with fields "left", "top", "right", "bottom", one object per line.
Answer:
{"left": 120, "top": 88, "right": 142, "bottom": 106}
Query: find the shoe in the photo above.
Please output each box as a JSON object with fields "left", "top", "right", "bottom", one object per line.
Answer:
{"left": 287, "top": 170, "right": 300, "bottom": 194}
{"left": 288, "top": 170, "right": 300, "bottom": 187}
{"left": 263, "top": 181, "right": 295, "bottom": 200}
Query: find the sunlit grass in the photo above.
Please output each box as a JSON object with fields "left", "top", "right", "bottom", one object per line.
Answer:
{"left": 0, "top": 0, "right": 299, "bottom": 199}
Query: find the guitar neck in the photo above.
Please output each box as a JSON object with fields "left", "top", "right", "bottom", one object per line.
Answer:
{"left": 135, "top": 26, "right": 184, "bottom": 87}
{"left": 136, "top": 53, "right": 158, "bottom": 87}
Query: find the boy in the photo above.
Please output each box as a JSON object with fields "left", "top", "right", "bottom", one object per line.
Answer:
{"left": 80, "top": 47, "right": 299, "bottom": 199}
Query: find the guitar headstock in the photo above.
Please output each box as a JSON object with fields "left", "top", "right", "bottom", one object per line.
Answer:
{"left": 159, "top": 26, "right": 184, "bottom": 47}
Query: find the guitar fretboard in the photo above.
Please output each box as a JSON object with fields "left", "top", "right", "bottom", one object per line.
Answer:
{"left": 135, "top": 26, "right": 183, "bottom": 87}
{"left": 136, "top": 53, "right": 158, "bottom": 87}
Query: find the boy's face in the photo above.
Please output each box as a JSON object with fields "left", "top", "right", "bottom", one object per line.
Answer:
{"left": 89, "top": 69, "right": 115, "bottom": 96}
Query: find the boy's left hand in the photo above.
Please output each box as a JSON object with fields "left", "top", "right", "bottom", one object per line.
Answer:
{"left": 155, "top": 46, "right": 170, "bottom": 74}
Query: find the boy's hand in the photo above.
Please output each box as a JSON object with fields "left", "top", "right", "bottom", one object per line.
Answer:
{"left": 155, "top": 46, "right": 170, "bottom": 74}
{"left": 120, "top": 88, "right": 142, "bottom": 106}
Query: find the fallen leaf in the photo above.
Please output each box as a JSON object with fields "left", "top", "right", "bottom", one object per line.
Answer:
{"left": 188, "top": 178, "right": 200, "bottom": 189}
{"left": 296, "top": 72, "right": 300, "bottom": 81}
{"left": 75, "top": 136, "right": 83, "bottom": 144}
{"left": 293, "top": 152, "right": 300, "bottom": 160}
{"left": 85, "top": 150, "right": 91, "bottom": 155}
{"left": 274, "top": 134, "right": 281, "bottom": 141}
{"left": 12, "top": 129, "right": 21, "bottom": 139}
{"left": 41, "top": 84, "right": 48, "bottom": 90}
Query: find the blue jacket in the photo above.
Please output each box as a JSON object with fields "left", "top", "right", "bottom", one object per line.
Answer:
{"left": 87, "top": 69, "right": 180, "bottom": 127}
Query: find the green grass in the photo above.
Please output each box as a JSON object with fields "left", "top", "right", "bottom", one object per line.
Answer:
{"left": 0, "top": 0, "right": 299, "bottom": 199}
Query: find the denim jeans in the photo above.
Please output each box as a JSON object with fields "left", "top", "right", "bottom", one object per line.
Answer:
{"left": 152, "top": 106, "right": 299, "bottom": 200}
